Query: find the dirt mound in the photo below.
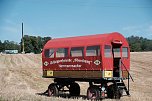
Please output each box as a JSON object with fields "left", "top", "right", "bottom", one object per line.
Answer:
{"left": 0, "top": 54, "right": 52, "bottom": 101}
{"left": 0, "top": 52, "right": 152, "bottom": 101}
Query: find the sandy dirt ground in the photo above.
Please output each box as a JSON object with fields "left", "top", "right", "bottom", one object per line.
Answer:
{"left": 0, "top": 52, "right": 152, "bottom": 101}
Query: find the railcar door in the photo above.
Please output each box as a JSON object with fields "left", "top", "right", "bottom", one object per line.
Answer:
{"left": 112, "top": 41, "right": 122, "bottom": 77}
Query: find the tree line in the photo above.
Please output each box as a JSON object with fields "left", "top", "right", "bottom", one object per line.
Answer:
{"left": 126, "top": 36, "right": 152, "bottom": 52}
{"left": 0, "top": 35, "right": 152, "bottom": 53}
{"left": 0, "top": 40, "right": 20, "bottom": 52}
{"left": 0, "top": 35, "right": 51, "bottom": 53}
{"left": 21, "top": 35, "right": 51, "bottom": 53}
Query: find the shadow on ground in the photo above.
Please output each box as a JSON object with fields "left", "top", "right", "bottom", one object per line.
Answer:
{"left": 36, "top": 92, "right": 87, "bottom": 100}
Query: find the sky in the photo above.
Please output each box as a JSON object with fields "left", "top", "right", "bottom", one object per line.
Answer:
{"left": 0, "top": 0, "right": 152, "bottom": 43}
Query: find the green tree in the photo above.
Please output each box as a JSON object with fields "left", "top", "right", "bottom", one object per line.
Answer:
{"left": 23, "top": 35, "right": 34, "bottom": 53}
{"left": 1, "top": 40, "right": 20, "bottom": 52}
{"left": 37, "top": 36, "right": 43, "bottom": 52}
{"left": 0, "top": 40, "right": 4, "bottom": 52}
{"left": 127, "top": 35, "right": 152, "bottom": 52}
{"left": 22, "top": 35, "right": 51, "bottom": 54}
{"left": 42, "top": 37, "right": 51, "bottom": 46}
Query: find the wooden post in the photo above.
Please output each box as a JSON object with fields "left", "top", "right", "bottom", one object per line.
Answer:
{"left": 22, "top": 23, "right": 25, "bottom": 54}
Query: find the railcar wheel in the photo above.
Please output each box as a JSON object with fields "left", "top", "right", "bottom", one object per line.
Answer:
{"left": 107, "top": 84, "right": 122, "bottom": 99}
{"left": 114, "top": 88, "right": 122, "bottom": 99}
{"left": 107, "top": 84, "right": 115, "bottom": 99}
{"left": 69, "top": 83, "right": 80, "bottom": 96}
{"left": 48, "top": 83, "right": 59, "bottom": 97}
{"left": 87, "top": 86, "right": 100, "bottom": 100}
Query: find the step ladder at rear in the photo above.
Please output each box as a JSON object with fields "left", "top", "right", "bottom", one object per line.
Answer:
{"left": 114, "top": 78, "right": 130, "bottom": 96}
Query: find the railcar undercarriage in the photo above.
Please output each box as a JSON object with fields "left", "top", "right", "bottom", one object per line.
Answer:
{"left": 45, "top": 76, "right": 132, "bottom": 100}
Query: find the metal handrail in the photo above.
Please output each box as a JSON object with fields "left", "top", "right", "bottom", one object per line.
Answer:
{"left": 121, "top": 61, "right": 134, "bottom": 82}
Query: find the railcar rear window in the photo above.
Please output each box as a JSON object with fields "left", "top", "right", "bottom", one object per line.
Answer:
{"left": 86, "top": 45, "right": 100, "bottom": 56}
{"left": 45, "top": 49, "right": 55, "bottom": 58}
{"left": 104, "top": 45, "right": 112, "bottom": 57}
{"left": 122, "top": 47, "right": 128, "bottom": 58}
{"left": 71, "top": 47, "right": 84, "bottom": 57}
{"left": 113, "top": 48, "right": 120, "bottom": 57}
{"left": 56, "top": 48, "right": 68, "bottom": 58}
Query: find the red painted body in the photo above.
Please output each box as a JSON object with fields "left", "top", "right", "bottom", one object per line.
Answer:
{"left": 42, "top": 32, "right": 130, "bottom": 78}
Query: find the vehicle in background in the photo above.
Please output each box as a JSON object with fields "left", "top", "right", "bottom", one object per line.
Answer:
{"left": 4, "top": 50, "right": 18, "bottom": 54}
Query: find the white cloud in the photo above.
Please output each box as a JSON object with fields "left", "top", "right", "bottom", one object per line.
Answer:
{"left": 148, "top": 25, "right": 152, "bottom": 33}
{"left": 0, "top": 19, "right": 20, "bottom": 34}
{"left": 4, "top": 19, "right": 16, "bottom": 25}
{"left": 2, "top": 26, "right": 19, "bottom": 33}
{"left": 122, "top": 25, "right": 142, "bottom": 31}
{"left": 122, "top": 23, "right": 152, "bottom": 38}
{"left": 0, "top": 20, "right": 21, "bottom": 42}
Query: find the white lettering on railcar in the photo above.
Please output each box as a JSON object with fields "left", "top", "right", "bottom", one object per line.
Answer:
{"left": 44, "top": 58, "right": 101, "bottom": 67}
{"left": 73, "top": 58, "right": 92, "bottom": 64}
{"left": 49, "top": 58, "right": 92, "bottom": 65}
{"left": 50, "top": 59, "right": 72, "bottom": 64}
{"left": 59, "top": 64, "right": 82, "bottom": 68}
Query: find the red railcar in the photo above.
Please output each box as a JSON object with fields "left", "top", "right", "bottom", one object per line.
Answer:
{"left": 42, "top": 32, "right": 133, "bottom": 99}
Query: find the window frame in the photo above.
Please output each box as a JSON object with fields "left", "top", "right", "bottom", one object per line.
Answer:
{"left": 113, "top": 48, "right": 121, "bottom": 58}
{"left": 44, "top": 48, "right": 55, "bottom": 58}
{"left": 70, "top": 47, "right": 84, "bottom": 57}
{"left": 122, "top": 47, "right": 128, "bottom": 58}
{"left": 86, "top": 45, "right": 101, "bottom": 57}
{"left": 56, "top": 48, "right": 69, "bottom": 58}
{"left": 104, "top": 45, "right": 112, "bottom": 58}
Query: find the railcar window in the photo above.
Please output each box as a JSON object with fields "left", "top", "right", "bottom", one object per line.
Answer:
{"left": 86, "top": 45, "right": 100, "bottom": 56}
{"left": 71, "top": 47, "right": 84, "bottom": 57}
{"left": 45, "top": 49, "right": 54, "bottom": 58}
{"left": 113, "top": 48, "right": 120, "bottom": 57}
{"left": 56, "top": 48, "right": 68, "bottom": 58}
{"left": 104, "top": 45, "right": 112, "bottom": 57}
{"left": 122, "top": 47, "right": 128, "bottom": 58}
